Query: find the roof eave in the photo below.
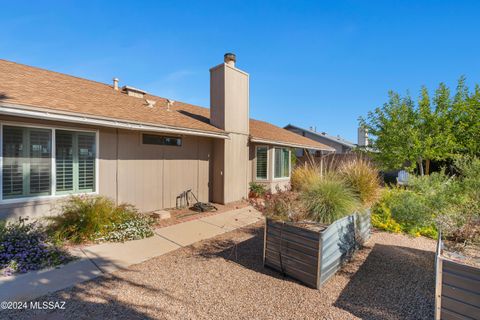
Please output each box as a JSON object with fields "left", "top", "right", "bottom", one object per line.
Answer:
{"left": 0, "top": 102, "right": 229, "bottom": 140}
{"left": 250, "top": 137, "right": 335, "bottom": 152}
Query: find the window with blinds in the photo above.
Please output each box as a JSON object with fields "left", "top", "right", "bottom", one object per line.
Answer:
{"left": 1, "top": 125, "right": 96, "bottom": 200}
{"left": 256, "top": 146, "right": 268, "bottom": 180}
{"left": 274, "top": 148, "right": 290, "bottom": 179}
{"left": 2, "top": 126, "right": 52, "bottom": 199}
{"left": 56, "top": 130, "right": 96, "bottom": 194}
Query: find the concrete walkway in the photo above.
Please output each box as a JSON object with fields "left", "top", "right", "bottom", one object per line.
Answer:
{"left": 0, "top": 206, "right": 262, "bottom": 302}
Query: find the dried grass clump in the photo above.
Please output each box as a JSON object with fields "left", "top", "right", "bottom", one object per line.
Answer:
{"left": 291, "top": 163, "right": 321, "bottom": 191}
{"left": 339, "top": 157, "right": 381, "bottom": 207}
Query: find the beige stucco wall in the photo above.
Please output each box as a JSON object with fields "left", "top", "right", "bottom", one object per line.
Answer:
{"left": 0, "top": 115, "right": 212, "bottom": 220}
{"left": 249, "top": 143, "right": 291, "bottom": 193}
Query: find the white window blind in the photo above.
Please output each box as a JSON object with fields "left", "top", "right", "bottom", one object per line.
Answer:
{"left": 256, "top": 146, "right": 268, "bottom": 180}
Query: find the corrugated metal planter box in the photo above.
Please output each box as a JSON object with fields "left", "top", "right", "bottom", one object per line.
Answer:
{"left": 263, "top": 210, "right": 371, "bottom": 289}
{"left": 435, "top": 236, "right": 480, "bottom": 320}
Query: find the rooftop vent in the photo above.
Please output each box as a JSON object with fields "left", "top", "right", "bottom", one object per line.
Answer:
{"left": 145, "top": 99, "right": 156, "bottom": 108}
{"left": 166, "top": 99, "right": 175, "bottom": 111}
{"left": 113, "top": 78, "right": 119, "bottom": 91}
{"left": 122, "top": 85, "right": 147, "bottom": 98}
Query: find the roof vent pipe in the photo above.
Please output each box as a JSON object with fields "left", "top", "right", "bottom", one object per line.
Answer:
{"left": 113, "top": 78, "right": 119, "bottom": 91}
{"left": 166, "top": 99, "right": 175, "bottom": 111}
{"left": 224, "top": 53, "right": 236, "bottom": 67}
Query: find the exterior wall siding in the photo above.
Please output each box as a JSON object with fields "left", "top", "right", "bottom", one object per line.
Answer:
{"left": 0, "top": 116, "right": 213, "bottom": 219}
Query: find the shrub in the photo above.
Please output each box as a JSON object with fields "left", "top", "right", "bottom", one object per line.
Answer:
{"left": 264, "top": 190, "right": 305, "bottom": 222}
{"left": 249, "top": 182, "right": 267, "bottom": 198}
{"left": 301, "top": 176, "right": 359, "bottom": 224}
{"left": 0, "top": 217, "right": 72, "bottom": 276}
{"left": 291, "top": 163, "right": 321, "bottom": 191}
{"left": 339, "top": 158, "right": 381, "bottom": 207}
{"left": 372, "top": 187, "right": 438, "bottom": 238}
{"left": 47, "top": 195, "right": 154, "bottom": 244}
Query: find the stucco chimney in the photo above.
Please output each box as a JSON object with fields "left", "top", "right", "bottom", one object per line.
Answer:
{"left": 113, "top": 78, "right": 119, "bottom": 91}
{"left": 210, "top": 53, "right": 250, "bottom": 204}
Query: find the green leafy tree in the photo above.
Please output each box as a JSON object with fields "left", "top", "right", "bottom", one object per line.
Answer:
{"left": 360, "top": 77, "right": 479, "bottom": 173}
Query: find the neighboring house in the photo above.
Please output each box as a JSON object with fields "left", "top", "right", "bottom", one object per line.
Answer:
{"left": 0, "top": 54, "right": 333, "bottom": 219}
{"left": 284, "top": 124, "right": 356, "bottom": 155}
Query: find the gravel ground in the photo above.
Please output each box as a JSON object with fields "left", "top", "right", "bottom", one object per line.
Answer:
{"left": 2, "top": 223, "right": 436, "bottom": 320}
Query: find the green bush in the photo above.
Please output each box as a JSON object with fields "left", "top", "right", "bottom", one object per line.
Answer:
{"left": 302, "top": 176, "right": 359, "bottom": 224}
{"left": 372, "top": 161, "right": 480, "bottom": 239}
{"left": 249, "top": 182, "right": 267, "bottom": 198}
{"left": 47, "top": 195, "right": 154, "bottom": 244}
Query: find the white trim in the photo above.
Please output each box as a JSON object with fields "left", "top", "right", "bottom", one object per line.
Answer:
{"left": 272, "top": 147, "right": 291, "bottom": 180}
{"left": 0, "top": 103, "right": 229, "bottom": 140}
{"left": 254, "top": 145, "right": 269, "bottom": 181}
{"left": 0, "top": 120, "right": 99, "bottom": 204}
{"left": 250, "top": 137, "right": 334, "bottom": 151}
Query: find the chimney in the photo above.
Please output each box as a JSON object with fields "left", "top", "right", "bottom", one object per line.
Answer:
{"left": 113, "top": 78, "right": 119, "bottom": 91}
{"left": 224, "top": 53, "right": 236, "bottom": 67}
{"left": 210, "top": 53, "right": 249, "bottom": 134}
{"left": 358, "top": 127, "right": 369, "bottom": 147}
{"left": 210, "top": 53, "right": 250, "bottom": 204}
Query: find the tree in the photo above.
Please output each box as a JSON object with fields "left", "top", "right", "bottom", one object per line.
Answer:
{"left": 359, "top": 78, "right": 478, "bottom": 174}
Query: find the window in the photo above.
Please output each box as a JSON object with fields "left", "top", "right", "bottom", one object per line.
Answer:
{"left": 142, "top": 134, "right": 182, "bottom": 146}
{"left": 2, "top": 126, "right": 52, "bottom": 199}
{"left": 1, "top": 124, "right": 96, "bottom": 200}
{"left": 274, "top": 148, "right": 290, "bottom": 179}
{"left": 255, "top": 146, "right": 268, "bottom": 180}
{"left": 56, "top": 130, "right": 96, "bottom": 194}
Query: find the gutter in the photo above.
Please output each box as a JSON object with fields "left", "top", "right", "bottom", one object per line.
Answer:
{"left": 0, "top": 103, "right": 229, "bottom": 139}
{"left": 250, "top": 137, "right": 335, "bottom": 152}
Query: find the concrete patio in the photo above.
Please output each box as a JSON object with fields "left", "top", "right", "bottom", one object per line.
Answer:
{"left": 0, "top": 206, "right": 262, "bottom": 302}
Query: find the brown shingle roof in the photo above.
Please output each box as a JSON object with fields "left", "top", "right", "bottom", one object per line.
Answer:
{"left": 0, "top": 59, "right": 333, "bottom": 151}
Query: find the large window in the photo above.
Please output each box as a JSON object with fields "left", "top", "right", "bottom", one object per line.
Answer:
{"left": 274, "top": 148, "right": 290, "bottom": 179}
{"left": 255, "top": 146, "right": 268, "bottom": 180}
{"left": 1, "top": 125, "right": 96, "bottom": 200}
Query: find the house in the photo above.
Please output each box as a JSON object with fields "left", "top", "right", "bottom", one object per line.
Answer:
{"left": 284, "top": 124, "right": 356, "bottom": 155}
{"left": 0, "top": 54, "right": 333, "bottom": 219}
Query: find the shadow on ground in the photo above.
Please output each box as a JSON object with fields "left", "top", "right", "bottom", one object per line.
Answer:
{"left": 194, "top": 225, "right": 297, "bottom": 282}
{"left": 334, "top": 243, "right": 435, "bottom": 320}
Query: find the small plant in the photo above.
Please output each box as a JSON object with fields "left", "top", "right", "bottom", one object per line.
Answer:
{"left": 249, "top": 182, "right": 267, "bottom": 198}
{"left": 339, "top": 157, "right": 381, "bottom": 207}
{"left": 301, "top": 176, "right": 359, "bottom": 224}
{"left": 47, "top": 196, "right": 154, "bottom": 244}
{"left": 0, "top": 217, "right": 73, "bottom": 276}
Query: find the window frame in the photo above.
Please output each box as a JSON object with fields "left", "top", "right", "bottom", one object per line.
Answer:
{"left": 272, "top": 147, "right": 291, "bottom": 180}
{"left": 254, "top": 145, "right": 269, "bottom": 181}
{"left": 142, "top": 133, "right": 182, "bottom": 147}
{"left": 0, "top": 121, "right": 99, "bottom": 204}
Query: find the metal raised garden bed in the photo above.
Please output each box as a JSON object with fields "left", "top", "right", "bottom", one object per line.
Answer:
{"left": 263, "top": 210, "right": 371, "bottom": 289}
{"left": 435, "top": 235, "right": 480, "bottom": 320}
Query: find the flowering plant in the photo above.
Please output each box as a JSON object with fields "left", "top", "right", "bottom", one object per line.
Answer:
{"left": 0, "top": 217, "right": 73, "bottom": 276}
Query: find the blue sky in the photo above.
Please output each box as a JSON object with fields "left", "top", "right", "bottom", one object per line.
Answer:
{"left": 1, "top": 1, "right": 479, "bottom": 141}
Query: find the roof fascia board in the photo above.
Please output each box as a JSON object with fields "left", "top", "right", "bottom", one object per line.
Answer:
{"left": 285, "top": 124, "right": 355, "bottom": 148}
{"left": 250, "top": 137, "right": 335, "bottom": 152}
{"left": 0, "top": 103, "right": 229, "bottom": 139}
